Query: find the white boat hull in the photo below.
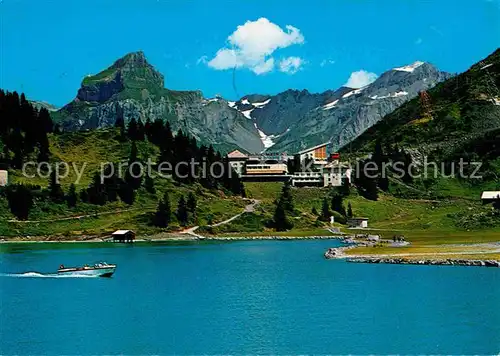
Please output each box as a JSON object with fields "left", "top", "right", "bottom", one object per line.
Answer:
{"left": 58, "top": 266, "right": 116, "bottom": 277}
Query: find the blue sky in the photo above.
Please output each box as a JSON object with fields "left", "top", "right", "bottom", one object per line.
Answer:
{"left": 1, "top": 0, "right": 499, "bottom": 106}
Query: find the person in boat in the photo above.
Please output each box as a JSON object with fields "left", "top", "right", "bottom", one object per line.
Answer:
{"left": 59, "top": 264, "right": 64, "bottom": 269}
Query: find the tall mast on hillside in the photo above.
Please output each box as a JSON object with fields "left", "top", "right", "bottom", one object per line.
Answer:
{"left": 419, "top": 90, "right": 433, "bottom": 120}
{"left": 479, "top": 60, "right": 500, "bottom": 105}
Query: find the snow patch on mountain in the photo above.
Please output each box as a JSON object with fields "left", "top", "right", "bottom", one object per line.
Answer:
{"left": 203, "top": 97, "right": 220, "bottom": 106}
{"left": 252, "top": 122, "right": 278, "bottom": 149}
{"left": 370, "top": 91, "right": 408, "bottom": 100}
{"left": 322, "top": 99, "right": 339, "bottom": 110}
{"left": 252, "top": 98, "right": 271, "bottom": 108}
{"left": 393, "top": 61, "right": 424, "bottom": 73}
{"left": 241, "top": 108, "right": 254, "bottom": 119}
{"left": 342, "top": 87, "right": 365, "bottom": 99}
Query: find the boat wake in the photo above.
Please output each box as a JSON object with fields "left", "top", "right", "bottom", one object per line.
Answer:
{"left": 0, "top": 271, "right": 99, "bottom": 278}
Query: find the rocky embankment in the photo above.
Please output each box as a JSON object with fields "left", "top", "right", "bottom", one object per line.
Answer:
{"left": 324, "top": 248, "right": 500, "bottom": 267}
{"left": 206, "top": 235, "right": 337, "bottom": 241}
{"left": 347, "top": 257, "right": 500, "bottom": 268}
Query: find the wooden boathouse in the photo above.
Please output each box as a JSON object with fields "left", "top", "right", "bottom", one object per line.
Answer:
{"left": 112, "top": 230, "right": 136, "bottom": 243}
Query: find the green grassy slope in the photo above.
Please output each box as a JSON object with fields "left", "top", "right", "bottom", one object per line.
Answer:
{"left": 1, "top": 129, "right": 247, "bottom": 238}
{"left": 216, "top": 181, "right": 500, "bottom": 240}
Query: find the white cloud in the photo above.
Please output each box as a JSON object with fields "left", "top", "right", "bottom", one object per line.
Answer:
{"left": 253, "top": 58, "right": 275, "bottom": 75}
{"left": 279, "top": 57, "right": 304, "bottom": 74}
{"left": 320, "top": 59, "right": 336, "bottom": 67}
{"left": 344, "top": 70, "right": 378, "bottom": 88}
{"left": 207, "top": 18, "right": 304, "bottom": 75}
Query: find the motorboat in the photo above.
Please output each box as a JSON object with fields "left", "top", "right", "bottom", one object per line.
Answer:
{"left": 57, "top": 262, "right": 116, "bottom": 277}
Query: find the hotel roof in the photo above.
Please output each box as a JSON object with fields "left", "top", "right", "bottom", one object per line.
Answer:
{"left": 297, "top": 142, "right": 331, "bottom": 155}
{"left": 227, "top": 150, "right": 249, "bottom": 159}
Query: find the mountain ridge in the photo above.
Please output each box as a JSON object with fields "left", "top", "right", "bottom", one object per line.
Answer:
{"left": 344, "top": 48, "right": 500, "bottom": 162}
{"left": 52, "top": 51, "right": 453, "bottom": 154}
{"left": 236, "top": 61, "right": 451, "bottom": 153}
{"left": 54, "top": 51, "right": 265, "bottom": 154}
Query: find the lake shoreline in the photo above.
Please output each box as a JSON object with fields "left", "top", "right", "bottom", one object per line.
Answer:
{"left": 324, "top": 245, "right": 500, "bottom": 267}
{"left": 0, "top": 234, "right": 342, "bottom": 244}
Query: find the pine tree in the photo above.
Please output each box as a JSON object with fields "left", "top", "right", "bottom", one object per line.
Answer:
{"left": 320, "top": 197, "right": 331, "bottom": 221}
{"left": 38, "top": 108, "right": 53, "bottom": 133}
{"left": 66, "top": 183, "right": 78, "bottom": 208}
{"left": 493, "top": 195, "right": 500, "bottom": 210}
{"left": 176, "top": 196, "right": 189, "bottom": 226}
{"left": 118, "top": 182, "right": 135, "bottom": 205}
{"left": 401, "top": 151, "right": 414, "bottom": 184}
{"left": 114, "top": 115, "right": 125, "bottom": 128}
{"left": 354, "top": 159, "right": 379, "bottom": 201}
{"left": 281, "top": 181, "right": 294, "bottom": 213}
{"left": 48, "top": 170, "right": 65, "bottom": 203}
{"left": 378, "top": 172, "right": 389, "bottom": 191}
{"left": 102, "top": 165, "right": 120, "bottom": 202}
{"left": 127, "top": 117, "right": 139, "bottom": 141}
{"left": 53, "top": 124, "right": 62, "bottom": 134}
{"left": 273, "top": 198, "right": 293, "bottom": 231}
{"left": 144, "top": 175, "right": 156, "bottom": 194}
{"left": 364, "top": 178, "right": 379, "bottom": 201}
{"left": 137, "top": 119, "right": 145, "bottom": 141}
{"left": 154, "top": 191, "right": 171, "bottom": 227}
{"left": 227, "top": 162, "right": 245, "bottom": 196}
{"left": 6, "top": 184, "right": 33, "bottom": 220}
{"left": 339, "top": 177, "right": 350, "bottom": 197}
{"left": 87, "top": 173, "right": 107, "bottom": 205}
{"left": 158, "top": 121, "right": 174, "bottom": 164}
{"left": 187, "top": 192, "right": 197, "bottom": 215}
{"left": 331, "top": 194, "right": 345, "bottom": 215}
{"left": 347, "top": 202, "right": 353, "bottom": 218}
{"left": 125, "top": 141, "right": 143, "bottom": 190}
{"left": 372, "top": 139, "right": 385, "bottom": 169}
{"left": 37, "top": 132, "right": 50, "bottom": 163}
{"left": 144, "top": 118, "right": 152, "bottom": 141}
{"left": 149, "top": 118, "right": 164, "bottom": 146}
{"left": 79, "top": 189, "right": 89, "bottom": 203}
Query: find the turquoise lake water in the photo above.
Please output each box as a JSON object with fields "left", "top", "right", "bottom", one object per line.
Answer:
{"left": 0, "top": 239, "right": 499, "bottom": 355}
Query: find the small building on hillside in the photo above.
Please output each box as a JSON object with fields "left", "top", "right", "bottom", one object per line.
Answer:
{"left": 112, "top": 230, "right": 135, "bottom": 243}
{"left": 0, "top": 170, "right": 8, "bottom": 187}
{"left": 481, "top": 191, "right": 500, "bottom": 204}
{"left": 347, "top": 218, "right": 369, "bottom": 229}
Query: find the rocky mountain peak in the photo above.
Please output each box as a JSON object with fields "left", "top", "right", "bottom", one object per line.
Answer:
{"left": 392, "top": 60, "right": 425, "bottom": 72}
{"left": 76, "top": 51, "right": 164, "bottom": 103}
{"left": 111, "top": 50, "right": 164, "bottom": 88}
{"left": 113, "top": 51, "right": 148, "bottom": 68}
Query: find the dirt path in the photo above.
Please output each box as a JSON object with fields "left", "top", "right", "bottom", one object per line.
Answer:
{"left": 180, "top": 199, "right": 260, "bottom": 238}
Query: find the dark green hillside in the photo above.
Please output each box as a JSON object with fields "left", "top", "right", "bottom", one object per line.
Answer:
{"left": 346, "top": 48, "right": 500, "bottom": 157}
